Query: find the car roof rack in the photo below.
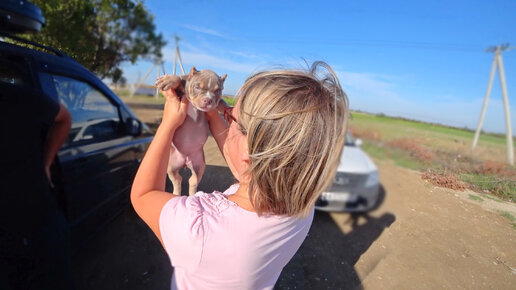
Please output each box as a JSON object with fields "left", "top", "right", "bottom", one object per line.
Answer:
{"left": 0, "top": 32, "right": 68, "bottom": 58}
{"left": 0, "top": 0, "right": 46, "bottom": 34}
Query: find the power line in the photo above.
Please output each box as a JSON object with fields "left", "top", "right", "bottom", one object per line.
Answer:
{"left": 208, "top": 36, "right": 490, "bottom": 52}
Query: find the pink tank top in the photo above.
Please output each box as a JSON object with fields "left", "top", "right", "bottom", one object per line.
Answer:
{"left": 159, "top": 184, "right": 314, "bottom": 290}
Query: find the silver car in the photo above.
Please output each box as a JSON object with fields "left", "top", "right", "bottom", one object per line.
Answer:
{"left": 315, "top": 133, "right": 381, "bottom": 212}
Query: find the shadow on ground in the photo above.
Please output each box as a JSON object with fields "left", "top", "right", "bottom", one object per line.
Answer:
{"left": 74, "top": 166, "right": 394, "bottom": 290}
{"left": 276, "top": 186, "right": 395, "bottom": 290}
{"left": 72, "top": 165, "right": 235, "bottom": 290}
{"left": 167, "top": 165, "right": 236, "bottom": 194}
{"left": 72, "top": 207, "right": 171, "bottom": 290}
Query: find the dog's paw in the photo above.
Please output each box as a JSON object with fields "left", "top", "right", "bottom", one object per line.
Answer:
{"left": 155, "top": 74, "right": 181, "bottom": 91}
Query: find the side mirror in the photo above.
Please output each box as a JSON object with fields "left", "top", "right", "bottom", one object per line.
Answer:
{"left": 126, "top": 118, "right": 142, "bottom": 136}
{"left": 355, "top": 138, "right": 363, "bottom": 146}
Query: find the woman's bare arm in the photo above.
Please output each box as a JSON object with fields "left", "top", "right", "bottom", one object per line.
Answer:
{"left": 131, "top": 89, "right": 188, "bottom": 245}
{"left": 44, "top": 103, "right": 71, "bottom": 187}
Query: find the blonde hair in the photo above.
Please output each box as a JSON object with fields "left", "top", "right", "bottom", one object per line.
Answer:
{"left": 237, "top": 61, "right": 349, "bottom": 217}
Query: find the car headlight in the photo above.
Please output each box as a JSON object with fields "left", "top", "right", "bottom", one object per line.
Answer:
{"left": 364, "top": 171, "right": 379, "bottom": 187}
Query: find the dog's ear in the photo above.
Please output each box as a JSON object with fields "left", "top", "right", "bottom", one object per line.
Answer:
{"left": 188, "top": 67, "right": 199, "bottom": 80}
{"left": 220, "top": 74, "right": 227, "bottom": 83}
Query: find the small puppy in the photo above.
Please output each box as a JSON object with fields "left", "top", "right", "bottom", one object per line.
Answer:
{"left": 156, "top": 67, "right": 227, "bottom": 196}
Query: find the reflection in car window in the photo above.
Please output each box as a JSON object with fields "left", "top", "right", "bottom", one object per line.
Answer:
{"left": 0, "top": 53, "right": 33, "bottom": 87}
{"left": 52, "top": 75, "right": 123, "bottom": 146}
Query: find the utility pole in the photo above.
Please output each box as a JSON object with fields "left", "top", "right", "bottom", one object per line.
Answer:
{"left": 130, "top": 34, "right": 184, "bottom": 98}
{"left": 130, "top": 58, "right": 165, "bottom": 98}
{"left": 173, "top": 34, "right": 185, "bottom": 75}
{"left": 472, "top": 43, "right": 515, "bottom": 165}
{"left": 155, "top": 60, "right": 161, "bottom": 99}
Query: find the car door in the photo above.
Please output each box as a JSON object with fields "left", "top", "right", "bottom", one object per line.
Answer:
{"left": 48, "top": 74, "right": 140, "bottom": 247}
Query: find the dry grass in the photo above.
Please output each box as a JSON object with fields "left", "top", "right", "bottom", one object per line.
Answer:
{"left": 350, "top": 124, "right": 516, "bottom": 202}
{"left": 421, "top": 169, "right": 467, "bottom": 191}
{"left": 388, "top": 138, "right": 435, "bottom": 165}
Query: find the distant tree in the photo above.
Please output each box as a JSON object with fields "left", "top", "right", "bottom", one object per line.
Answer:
{"left": 111, "top": 67, "right": 127, "bottom": 88}
{"left": 25, "top": 0, "right": 166, "bottom": 80}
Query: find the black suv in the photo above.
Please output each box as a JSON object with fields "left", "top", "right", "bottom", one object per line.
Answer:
{"left": 0, "top": 1, "right": 152, "bottom": 250}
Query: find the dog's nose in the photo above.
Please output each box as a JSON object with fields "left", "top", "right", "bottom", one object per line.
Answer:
{"left": 202, "top": 98, "right": 213, "bottom": 106}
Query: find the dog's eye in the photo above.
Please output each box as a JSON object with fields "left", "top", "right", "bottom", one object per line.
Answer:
{"left": 194, "top": 84, "right": 200, "bottom": 90}
{"left": 215, "top": 89, "right": 221, "bottom": 95}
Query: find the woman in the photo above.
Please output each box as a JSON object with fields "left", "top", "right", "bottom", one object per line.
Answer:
{"left": 131, "top": 61, "right": 349, "bottom": 289}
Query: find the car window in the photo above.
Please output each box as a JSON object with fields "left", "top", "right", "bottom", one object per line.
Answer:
{"left": 51, "top": 75, "right": 124, "bottom": 146}
{"left": 345, "top": 133, "right": 356, "bottom": 146}
{"left": 0, "top": 52, "right": 33, "bottom": 87}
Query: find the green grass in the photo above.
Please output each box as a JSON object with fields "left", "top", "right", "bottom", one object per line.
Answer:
{"left": 350, "top": 111, "right": 515, "bottom": 203}
{"left": 500, "top": 211, "right": 516, "bottom": 222}
{"left": 360, "top": 142, "right": 388, "bottom": 160}
{"left": 360, "top": 141, "right": 424, "bottom": 170}
{"left": 351, "top": 112, "right": 510, "bottom": 147}
{"left": 223, "top": 97, "right": 238, "bottom": 106}
{"left": 390, "top": 150, "right": 424, "bottom": 170}
{"left": 460, "top": 173, "right": 516, "bottom": 202}
{"left": 468, "top": 194, "right": 484, "bottom": 202}
{"left": 481, "top": 194, "right": 503, "bottom": 202}
{"left": 499, "top": 211, "right": 516, "bottom": 230}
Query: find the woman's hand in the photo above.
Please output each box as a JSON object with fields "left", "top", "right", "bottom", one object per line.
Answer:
{"left": 161, "top": 88, "right": 189, "bottom": 129}
{"left": 43, "top": 103, "right": 71, "bottom": 189}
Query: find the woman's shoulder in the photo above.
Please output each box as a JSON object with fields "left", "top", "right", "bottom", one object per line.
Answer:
{"left": 159, "top": 186, "right": 240, "bottom": 239}
{"left": 191, "top": 184, "right": 240, "bottom": 215}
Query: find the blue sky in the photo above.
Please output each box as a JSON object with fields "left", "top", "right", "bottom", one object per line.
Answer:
{"left": 122, "top": 0, "right": 516, "bottom": 135}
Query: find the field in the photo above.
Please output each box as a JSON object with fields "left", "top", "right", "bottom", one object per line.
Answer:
{"left": 349, "top": 112, "right": 516, "bottom": 203}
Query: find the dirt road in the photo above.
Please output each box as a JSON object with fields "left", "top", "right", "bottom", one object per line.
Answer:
{"left": 73, "top": 102, "right": 516, "bottom": 289}
{"left": 277, "top": 160, "right": 516, "bottom": 289}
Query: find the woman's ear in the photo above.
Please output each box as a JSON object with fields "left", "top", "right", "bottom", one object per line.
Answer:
{"left": 240, "top": 148, "right": 252, "bottom": 184}
{"left": 241, "top": 146, "right": 250, "bottom": 165}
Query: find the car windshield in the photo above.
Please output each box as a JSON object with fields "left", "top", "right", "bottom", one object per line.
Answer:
{"left": 345, "top": 132, "right": 356, "bottom": 146}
